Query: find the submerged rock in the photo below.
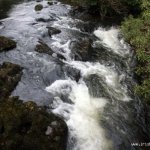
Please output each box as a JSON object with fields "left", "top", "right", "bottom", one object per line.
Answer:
{"left": 0, "top": 62, "right": 68, "bottom": 150}
{"left": 0, "top": 36, "right": 16, "bottom": 52}
{"left": 47, "top": 27, "right": 61, "bottom": 37}
{"left": 35, "top": 4, "right": 43, "bottom": 11}
{"left": 70, "top": 37, "right": 92, "bottom": 61}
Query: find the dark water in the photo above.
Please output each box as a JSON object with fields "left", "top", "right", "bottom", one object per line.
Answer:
{"left": 0, "top": 0, "right": 149, "bottom": 150}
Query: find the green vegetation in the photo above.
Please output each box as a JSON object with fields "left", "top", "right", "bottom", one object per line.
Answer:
{"left": 121, "top": 0, "right": 150, "bottom": 104}
{"left": 34, "top": 4, "right": 43, "bottom": 11}
{"left": 0, "top": 36, "right": 16, "bottom": 52}
{"left": 65, "top": 0, "right": 141, "bottom": 18}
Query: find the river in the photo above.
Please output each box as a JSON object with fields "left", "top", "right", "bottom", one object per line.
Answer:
{"left": 0, "top": 0, "right": 149, "bottom": 150}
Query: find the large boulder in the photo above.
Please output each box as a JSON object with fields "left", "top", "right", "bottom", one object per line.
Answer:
{"left": 0, "top": 97, "right": 68, "bottom": 150}
{"left": 70, "top": 37, "right": 92, "bottom": 61}
{"left": 0, "top": 36, "right": 16, "bottom": 52}
{"left": 0, "top": 62, "right": 22, "bottom": 99}
{"left": 35, "top": 40, "right": 66, "bottom": 60}
{"left": 47, "top": 27, "right": 61, "bottom": 37}
{"left": 35, "top": 4, "right": 43, "bottom": 11}
{"left": 0, "top": 62, "right": 68, "bottom": 150}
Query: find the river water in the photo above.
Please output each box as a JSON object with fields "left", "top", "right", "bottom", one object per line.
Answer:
{"left": 0, "top": 0, "right": 149, "bottom": 150}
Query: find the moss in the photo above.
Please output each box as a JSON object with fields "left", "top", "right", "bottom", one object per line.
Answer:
{"left": 0, "top": 62, "right": 68, "bottom": 149}
{"left": 121, "top": 0, "right": 150, "bottom": 104}
{"left": 34, "top": 4, "right": 43, "bottom": 11}
{"left": 0, "top": 36, "right": 16, "bottom": 52}
{"left": 0, "top": 62, "right": 22, "bottom": 99}
{"left": 0, "top": 97, "right": 68, "bottom": 150}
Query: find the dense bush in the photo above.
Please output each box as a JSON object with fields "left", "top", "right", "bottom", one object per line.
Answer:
{"left": 121, "top": 0, "right": 150, "bottom": 104}
{"left": 66, "top": 0, "right": 141, "bottom": 18}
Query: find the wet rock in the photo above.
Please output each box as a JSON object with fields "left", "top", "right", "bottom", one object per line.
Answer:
{"left": 51, "top": 121, "right": 57, "bottom": 127}
{"left": 84, "top": 74, "right": 109, "bottom": 98}
{"left": 0, "top": 97, "right": 68, "bottom": 150}
{"left": 63, "top": 65, "right": 81, "bottom": 82}
{"left": 47, "top": 27, "right": 61, "bottom": 37}
{"left": 0, "top": 36, "right": 16, "bottom": 52}
{"left": 35, "top": 40, "right": 66, "bottom": 60}
{"left": 0, "top": 62, "right": 22, "bottom": 99}
{"left": 36, "top": 17, "right": 56, "bottom": 22}
{"left": 47, "top": 1, "right": 53, "bottom": 6}
{"left": 0, "top": 62, "right": 68, "bottom": 150}
{"left": 35, "top": 40, "right": 53, "bottom": 55}
{"left": 45, "top": 126, "right": 53, "bottom": 135}
{"left": 36, "top": 0, "right": 43, "bottom": 2}
{"left": 70, "top": 37, "right": 92, "bottom": 61}
{"left": 36, "top": 18, "right": 50, "bottom": 22}
{"left": 56, "top": 53, "right": 66, "bottom": 60}
{"left": 35, "top": 4, "right": 43, "bottom": 11}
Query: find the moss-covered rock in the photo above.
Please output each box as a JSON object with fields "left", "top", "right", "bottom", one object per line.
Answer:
{"left": 35, "top": 40, "right": 53, "bottom": 55}
{"left": 35, "top": 40, "right": 66, "bottom": 60}
{"left": 0, "top": 62, "right": 68, "bottom": 150}
{"left": 0, "top": 62, "right": 22, "bottom": 99}
{"left": 0, "top": 97, "right": 68, "bottom": 150}
{"left": 35, "top": 4, "right": 43, "bottom": 11}
{"left": 0, "top": 36, "right": 16, "bottom": 52}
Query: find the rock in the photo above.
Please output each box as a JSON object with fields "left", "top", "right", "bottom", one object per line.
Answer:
{"left": 45, "top": 126, "right": 53, "bottom": 135}
{"left": 51, "top": 121, "right": 57, "bottom": 126}
{"left": 35, "top": 4, "right": 43, "bottom": 11}
{"left": 70, "top": 37, "right": 92, "bottom": 61}
{"left": 0, "top": 97, "right": 68, "bottom": 150}
{"left": 63, "top": 65, "right": 81, "bottom": 82}
{"left": 36, "top": 0, "right": 42, "bottom": 2}
{"left": 47, "top": 27, "right": 61, "bottom": 37}
{"left": 36, "top": 17, "right": 56, "bottom": 22}
{"left": 0, "top": 62, "right": 22, "bottom": 99}
{"left": 84, "top": 74, "right": 109, "bottom": 98}
{"left": 35, "top": 40, "right": 53, "bottom": 55}
{"left": 0, "top": 36, "right": 16, "bottom": 52}
{"left": 35, "top": 40, "right": 66, "bottom": 60}
{"left": 0, "top": 62, "right": 68, "bottom": 150}
{"left": 56, "top": 53, "right": 66, "bottom": 60}
{"left": 47, "top": 1, "right": 53, "bottom": 6}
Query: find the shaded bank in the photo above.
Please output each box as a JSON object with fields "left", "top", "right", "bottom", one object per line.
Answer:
{"left": 0, "top": 0, "right": 25, "bottom": 19}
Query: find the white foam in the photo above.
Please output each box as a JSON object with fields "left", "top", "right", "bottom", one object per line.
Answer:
{"left": 94, "top": 27, "right": 130, "bottom": 56}
{"left": 67, "top": 61, "right": 131, "bottom": 101}
{"left": 46, "top": 80, "right": 112, "bottom": 150}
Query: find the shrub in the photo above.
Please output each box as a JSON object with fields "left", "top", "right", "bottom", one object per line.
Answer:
{"left": 121, "top": 0, "right": 150, "bottom": 104}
